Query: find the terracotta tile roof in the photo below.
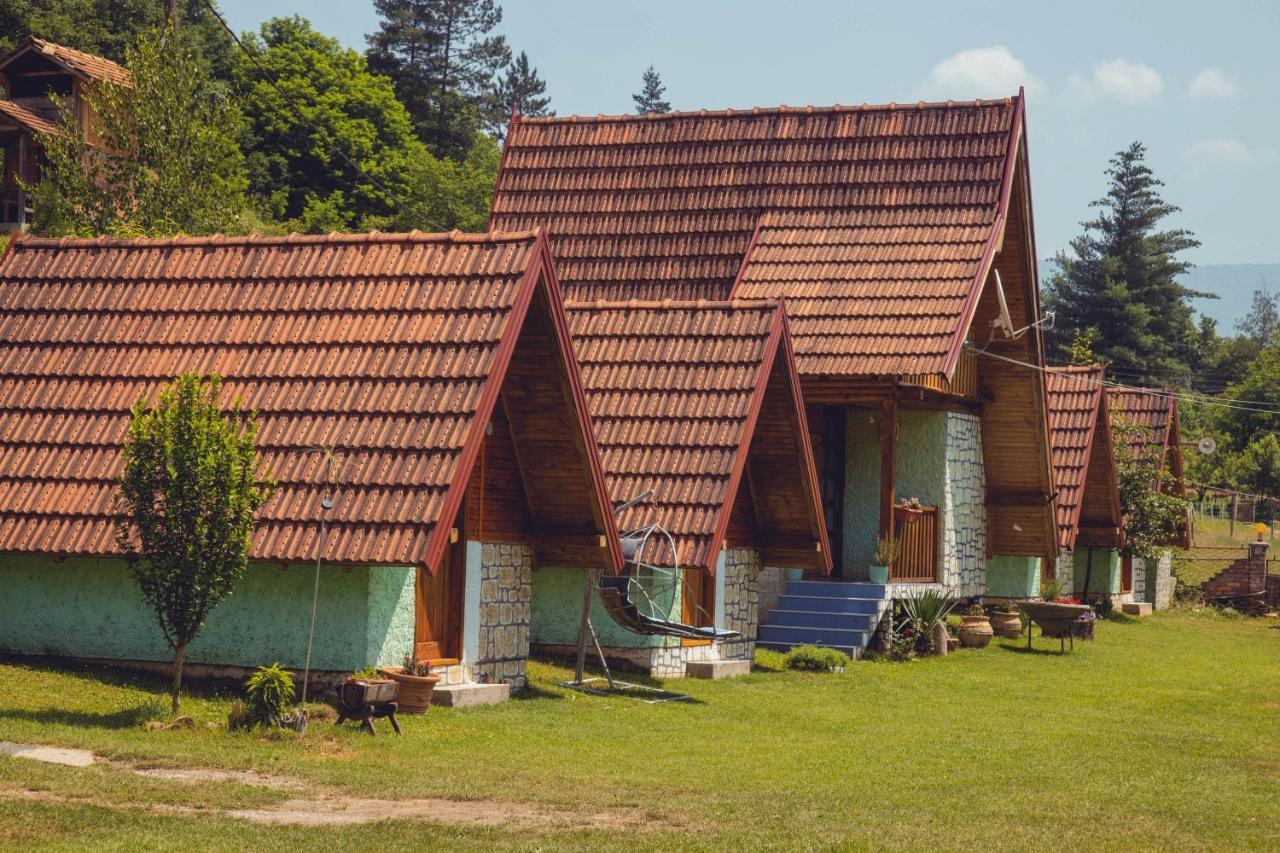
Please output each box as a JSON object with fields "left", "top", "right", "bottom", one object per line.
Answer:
{"left": 566, "top": 299, "right": 829, "bottom": 572}
{"left": 1107, "top": 386, "right": 1176, "bottom": 465}
{"left": 492, "top": 97, "right": 1021, "bottom": 377}
{"left": 1046, "top": 366, "right": 1107, "bottom": 550}
{"left": 20, "top": 37, "right": 132, "bottom": 86}
{"left": 0, "top": 229, "right": 606, "bottom": 570}
{"left": 0, "top": 98, "right": 58, "bottom": 135}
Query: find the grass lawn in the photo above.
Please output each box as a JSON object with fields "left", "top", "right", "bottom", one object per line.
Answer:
{"left": 2, "top": 608, "right": 1278, "bottom": 850}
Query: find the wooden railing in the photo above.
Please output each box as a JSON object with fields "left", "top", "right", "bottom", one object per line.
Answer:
{"left": 891, "top": 505, "right": 940, "bottom": 583}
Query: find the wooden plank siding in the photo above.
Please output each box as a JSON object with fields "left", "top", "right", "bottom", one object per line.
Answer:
{"left": 891, "top": 506, "right": 940, "bottom": 582}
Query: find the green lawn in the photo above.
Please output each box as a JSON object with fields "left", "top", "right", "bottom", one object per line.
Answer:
{"left": 2, "top": 608, "right": 1278, "bottom": 850}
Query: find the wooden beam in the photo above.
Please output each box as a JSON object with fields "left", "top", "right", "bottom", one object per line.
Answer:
{"left": 879, "top": 397, "right": 897, "bottom": 540}
{"left": 985, "top": 488, "right": 1053, "bottom": 507}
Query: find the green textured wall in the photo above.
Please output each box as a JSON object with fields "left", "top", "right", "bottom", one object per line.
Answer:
{"left": 843, "top": 409, "right": 948, "bottom": 577}
{"left": 530, "top": 566, "right": 682, "bottom": 649}
{"left": 0, "top": 555, "right": 415, "bottom": 672}
{"left": 1071, "top": 547, "right": 1122, "bottom": 595}
{"left": 987, "top": 556, "right": 1041, "bottom": 597}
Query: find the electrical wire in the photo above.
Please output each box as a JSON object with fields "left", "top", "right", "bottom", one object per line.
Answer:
{"left": 968, "top": 345, "right": 1280, "bottom": 415}
{"left": 197, "top": 0, "right": 405, "bottom": 210}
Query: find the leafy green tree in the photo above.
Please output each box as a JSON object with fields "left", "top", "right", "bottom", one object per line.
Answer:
{"left": 633, "top": 65, "right": 671, "bottom": 114}
{"left": 366, "top": 0, "right": 510, "bottom": 159}
{"left": 0, "top": 0, "right": 236, "bottom": 82}
{"left": 235, "top": 16, "right": 420, "bottom": 231}
{"left": 1213, "top": 343, "right": 1280, "bottom": 454}
{"left": 115, "top": 375, "right": 273, "bottom": 715}
{"left": 1044, "top": 142, "right": 1208, "bottom": 378}
{"left": 1236, "top": 285, "right": 1280, "bottom": 346}
{"left": 31, "top": 27, "right": 249, "bottom": 237}
{"left": 1235, "top": 434, "right": 1280, "bottom": 505}
{"left": 1110, "top": 411, "right": 1191, "bottom": 565}
{"left": 390, "top": 132, "right": 500, "bottom": 232}
{"left": 486, "top": 50, "right": 552, "bottom": 137}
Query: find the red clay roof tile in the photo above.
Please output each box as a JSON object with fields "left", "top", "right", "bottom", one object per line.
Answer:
{"left": 1046, "top": 366, "right": 1108, "bottom": 550}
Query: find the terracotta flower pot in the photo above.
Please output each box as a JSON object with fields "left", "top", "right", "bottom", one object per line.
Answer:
{"left": 957, "top": 615, "right": 994, "bottom": 648}
{"left": 378, "top": 666, "right": 441, "bottom": 714}
{"left": 990, "top": 610, "right": 1024, "bottom": 639}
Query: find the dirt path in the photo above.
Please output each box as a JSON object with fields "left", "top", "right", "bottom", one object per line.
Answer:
{"left": 1, "top": 741, "right": 651, "bottom": 829}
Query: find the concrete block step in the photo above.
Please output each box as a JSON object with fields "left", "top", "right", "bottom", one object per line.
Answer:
{"left": 766, "top": 609, "right": 878, "bottom": 630}
{"left": 757, "top": 624, "right": 867, "bottom": 648}
{"left": 774, "top": 594, "right": 881, "bottom": 615}
{"left": 785, "top": 580, "right": 887, "bottom": 598}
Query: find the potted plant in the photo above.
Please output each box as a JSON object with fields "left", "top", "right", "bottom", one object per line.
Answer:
{"left": 869, "top": 534, "right": 896, "bottom": 584}
{"left": 378, "top": 653, "right": 441, "bottom": 714}
{"left": 957, "top": 603, "right": 994, "bottom": 648}
{"left": 893, "top": 496, "right": 925, "bottom": 525}
{"left": 989, "top": 601, "right": 1024, "bottom": 638}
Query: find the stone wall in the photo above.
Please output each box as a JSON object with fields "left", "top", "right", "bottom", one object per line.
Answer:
{"left": 943, "top": 412, "right": 986, "bottom": 597}
{"left": 1054, "top": 551, "right": 1074, "bottom": 594}
{"left": 474, "top": 543, "right": 533, "bottom": 688}
{"left": 756, "top": 566, "right": 787, "bottom": 624}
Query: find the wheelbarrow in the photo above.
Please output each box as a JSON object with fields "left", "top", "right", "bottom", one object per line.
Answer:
{"left": 335, "top": 678, "right": 401, "bottom": 735}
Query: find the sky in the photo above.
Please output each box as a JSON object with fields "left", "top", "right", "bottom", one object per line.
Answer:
{"left": 218, "top": 0, "right": 1280, "bottom": 272}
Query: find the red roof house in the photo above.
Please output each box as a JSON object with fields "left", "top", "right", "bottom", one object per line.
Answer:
{"left": 492, "top": 94, "right": 1056, "bottom": 598}
{"left": 1108, "top": 384, "right": 1190, "bottom": 548}
{"left": 1045, "top": 367, "right": 1123, "bottom": 555}
{"left": 0, "top": 230, "right": 621, "bottom": 694}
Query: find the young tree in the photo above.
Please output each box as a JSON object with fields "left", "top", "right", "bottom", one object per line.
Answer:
{"left": 31, "top": 27, "right": 249, "bottom": 237}
{"left": 632, "top": 65, "right": 670, "bottom": 114}
{"left": 1110, "top": 411, "right": 1191, "bottom": 566}
{"left": 115, "top": 375, "right": 273, "bottom": 714}
{"left": 485, "top": 50, "right": 551, "bottom": 137}
{"left": 1236, "top": 284, "right": 1280, "bottom": 346}
{"left": 1236, "top": 434, "right": 1280, "bottom": 505}
{"left": 1044, "top": 142, "right": 1208, "bottom": 378}
{"left": 366, "top": 0, "right": 510, "bottom": 159}
{"left": 236, "top": 17, "right": 421, "bottom": 231}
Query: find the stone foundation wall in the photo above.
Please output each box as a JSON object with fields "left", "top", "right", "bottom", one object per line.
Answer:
{"left": 474, "top": 543, "right": 533, "bottom": 688}
{"left": 943, "top": 412, "right": 986, "bottom": 596}
{"left": 1054, "top": 552, "right": 1074, "bottom": 594}
{"left": 757, "top": 566, "right": 787, "bottom": 624}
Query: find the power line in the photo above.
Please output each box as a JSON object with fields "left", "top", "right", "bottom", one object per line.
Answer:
{"left": 197, "top": 0, "right": 405, "bottom": 211}
{"left": 970, "top": 346, "right": 1280, "bottom": 416}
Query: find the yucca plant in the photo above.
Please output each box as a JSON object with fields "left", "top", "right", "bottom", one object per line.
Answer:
{"left": 245, "top": 663, "right": 295, "bottom": 728}
{"left": 899, "top": 587, "right": 958, "bottom": 654}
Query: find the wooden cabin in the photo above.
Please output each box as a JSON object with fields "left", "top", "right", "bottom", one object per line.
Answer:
{"left": 490, "top": 92, "right": 1056, "bottom": 614}
{"left": 0, "top": 36, "right": 130, "bottom": 231}
{"left": 0, "top": 230, "right": 622, "bottom": 703}
{"left": 527, "top": 299, "right": 829, "bottom": 676}
{"left": 1029, "top": 367, "right": 1125, "bottom": 602}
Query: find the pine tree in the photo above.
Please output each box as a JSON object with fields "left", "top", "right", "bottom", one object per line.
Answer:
{"left": 632, "top": 65, "right": 670, "bottom": 114}
{"left": 1044, "top": 142, "right": 1206, "bottom": 379}
{"left": 366, "top": 0, "right": 510, "bottom": 160}
{"left": 486, "top": 50, "right": 551, "bottom": 137}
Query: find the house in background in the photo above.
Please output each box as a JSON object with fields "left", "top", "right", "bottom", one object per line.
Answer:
{"left": 0, "top": 36, "right": 130, "bottom": 230}
{"left": 1010, "top": 366, "right": 1125, "bottom": 602}
{"left": 0, "top": 229, "right": 622, "bottom": 704}
{"left": 529, "top": 299, "right": 830, "bottom": 676}
{"left": 490, "top": 92, "right": 1057, "bottom": 656}
{"left": 1104, "top": 384, "right": 1191, "bottom": 608}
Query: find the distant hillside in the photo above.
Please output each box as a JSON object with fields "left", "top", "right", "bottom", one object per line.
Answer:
{"left": 1040, "top": 260, "right": 1280, "bottom": 333}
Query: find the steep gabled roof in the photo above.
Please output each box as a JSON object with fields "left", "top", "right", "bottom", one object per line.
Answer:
{"left": 0, "top": 36, "right": 132, "bottom": 87}
{"left": 491, "top": 95, "right": 1023, "bottom": 377}
{"left": 0, "top": 98, "right": 58, "bottom": 134}
{"left": 1046, "top": 367, "right": 1122, "bottom": 551}
{"left": 566, "top": 299, "right": 830, "bottom": 573}
{"left": 0, "top": 230, "right": 622, "bottom": 574}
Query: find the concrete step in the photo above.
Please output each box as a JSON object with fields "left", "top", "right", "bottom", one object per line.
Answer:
{"left": 774, "top": 594, "right": 881, "bottom": 615}
{"left": 766, "top": 609, "right": 878, "bottom": 630}
{"left": 786, "top": 580, "right": 887, "bottom": 598}
{"left": 757, "top": 623, "right": 868, "bottom": 649}
{"left": 757, "top": 640, "right": 865, "bottom": 661}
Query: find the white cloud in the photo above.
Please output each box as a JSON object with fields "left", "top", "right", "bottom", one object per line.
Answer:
{"left": 1068, "top": 59, "right": 1164, "bottom": 102}
{"left": 1188, "top": 68, "right": 1238, "bottom": 99}
{"left": 922, "top": 46, "right": 1044, "bottom": 99}
{"left": 1185, "top": 137, "right": 1276, "bottom": 180}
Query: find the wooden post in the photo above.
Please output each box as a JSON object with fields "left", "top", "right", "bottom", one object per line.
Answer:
{"left": 572, "top": 568, "right": 598, "bottom": 685}
{"left": 1080, "top": 546, "right": 1095, "bottom": 605}
{"left": 15, "top": 133, "right": 26, "bottom": 230}
{"left": 878, "top": 397, "right": 897, "bottom": 543}
{"left": 1231, "top": 493, "right": 1238, "bottom": 539}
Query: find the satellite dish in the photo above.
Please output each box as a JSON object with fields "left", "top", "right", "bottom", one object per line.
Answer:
{"left": 992, "top": 269, "right": 1016, "bottom": 339}
{"left": 1198, "top": 436, "right": 1217, "bottom": 456}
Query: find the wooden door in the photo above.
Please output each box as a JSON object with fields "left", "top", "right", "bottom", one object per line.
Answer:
{"left": 680, "top": 568, "right": 714, "bottom": 647}
{"left": 1121, "top": 554, "right": 1133, "bottom": 594}
{"left": 415, "top": 518, "right": 465, "bottom": 663}
{"left": 810, "top": 406, "right": 846, "bottom": 577}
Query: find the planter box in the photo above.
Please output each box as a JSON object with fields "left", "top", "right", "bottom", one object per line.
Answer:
{"left": 1019, "top": 601, "right": 1093, "bottom": 640}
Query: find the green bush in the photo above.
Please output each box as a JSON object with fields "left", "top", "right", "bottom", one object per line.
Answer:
{"left": 783, "top": 645, "right": 850, "bottom": 672}
{"left": 244, "top": 663, "right": 295, "bottom": 728}
{"left": 753, "top": 647, "right": 787, "bottom": 672}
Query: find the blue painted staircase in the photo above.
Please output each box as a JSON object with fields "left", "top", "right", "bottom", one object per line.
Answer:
{"left": 756, "top": 581, "right": 891, "bottom": 660}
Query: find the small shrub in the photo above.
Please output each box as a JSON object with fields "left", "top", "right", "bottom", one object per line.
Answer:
{"left": 873, "top": 535, "right": 898, "bottom": 566}
{"left": 402, "top": 652, "right": 432, "bottom": 676}
{"left": 1040, "top": 576, "right": 1064, "bottom": 601}
{"left": 244, "top": 663, "right": 295, "bottom": 728}
{"left": 784, "top": 645, "right": 850, "bottom": 672}
{"left": 965, "top": 603, "right": 986, "bottom": 617}
{"left": 351, "top": 666, "right": 381, "bottom": 680}
{"left": 753, "top": 647, "right": 787, "bottom": 672}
